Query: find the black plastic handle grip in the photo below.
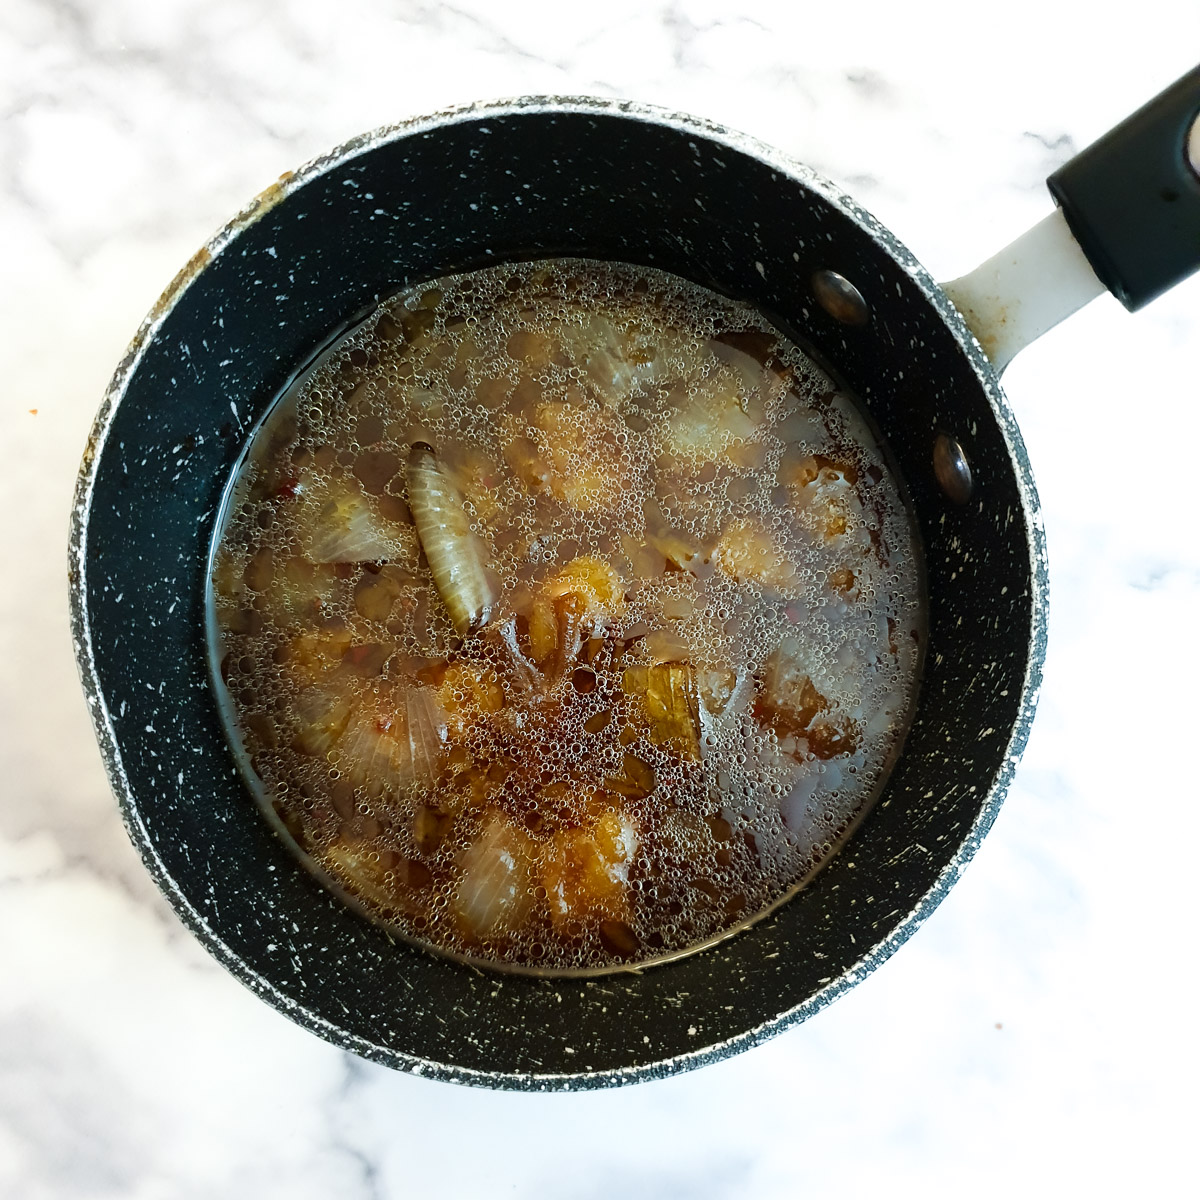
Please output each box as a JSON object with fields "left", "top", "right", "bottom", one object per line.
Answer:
{"left": 1047, "top": 64, "right": 1200, "bottom": 311}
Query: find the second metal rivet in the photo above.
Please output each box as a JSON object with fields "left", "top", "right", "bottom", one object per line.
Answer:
{"left": 812, "top": 269, "right": 870, "bottom": 326}
{"left": 933, "top": 433, "right": 973, "bottom": 504}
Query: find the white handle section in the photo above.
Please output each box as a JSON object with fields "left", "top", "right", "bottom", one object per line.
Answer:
{"left": 941, "top": 208, "right": 1107, "bottom": 375}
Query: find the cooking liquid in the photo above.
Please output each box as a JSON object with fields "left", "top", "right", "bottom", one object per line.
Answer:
{"left": 209, "top": 260, "right": 925, "bottom": 973}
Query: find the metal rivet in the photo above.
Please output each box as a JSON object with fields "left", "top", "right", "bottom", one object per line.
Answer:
{"left": 933, "top": 433, "right": 973, "bottom": 504}
{"left": 812, "top": 269, "right": 869, "bottom": 326}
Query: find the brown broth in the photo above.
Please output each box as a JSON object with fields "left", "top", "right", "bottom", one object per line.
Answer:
{"left": 208, "top": 259, "right": 925, "bottom": 973}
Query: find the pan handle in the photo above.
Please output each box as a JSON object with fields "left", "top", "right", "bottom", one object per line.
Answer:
{"left": 942, "top": 64, "right": 1200, "bottom": 374}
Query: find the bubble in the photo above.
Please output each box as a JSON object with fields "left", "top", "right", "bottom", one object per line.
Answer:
{"left": 209, "top": 256, "right": 925, "bottom": 973}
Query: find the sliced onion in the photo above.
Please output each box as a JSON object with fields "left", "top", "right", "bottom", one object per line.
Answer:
{"left": 558, "top": 313, "right": 679, "bottom": 405}
{"left": 289, "top": 686, "right": 355, "bottom": 757}
{"left": 662, "top": 366, "right": 760, "bottom": 461}
{"left": 320, "top": 839, "right": 429, "bottom": 915}
{"left": 406, "top": 442, "right": 496, "bottom": 636}
{"left": 297, "top": 471, "right": 415, "bottom": 564}
{"left": 405, "top": 686, "right": 448, "bottom": 786}
{"left": 321, "top": 839, "right": 394, "bottom": 908}
{"left": 621, "top": 662, "right": 701, "bottom": 760}
{"left": 338, "top": 685, "right": 447, "bottom": 797}
{"left": 452, "top": 816, "right": 535, "bottom": 938}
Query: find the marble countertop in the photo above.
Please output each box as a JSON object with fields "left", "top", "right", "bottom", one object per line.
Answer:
{"left": 3, "top": 2, "right": 1198, "bottom": 1196}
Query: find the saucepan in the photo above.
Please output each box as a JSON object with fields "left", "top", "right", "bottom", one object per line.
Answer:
{"left": 69, "top": 68, "right": 1200, "bottom": 1088}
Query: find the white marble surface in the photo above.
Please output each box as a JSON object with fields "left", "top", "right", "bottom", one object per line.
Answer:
{"left": 3, "top": 2, "right": 1199, "bottom": 1195}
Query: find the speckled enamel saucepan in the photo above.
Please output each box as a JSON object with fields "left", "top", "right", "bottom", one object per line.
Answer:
{"left": 70, "top": 69, "right": 1200, "bottom": 1090}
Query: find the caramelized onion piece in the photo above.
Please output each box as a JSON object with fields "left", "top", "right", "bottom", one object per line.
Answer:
{"left": 527, "top": 556, "right": 626, "bottom": 672}
{"left": 541, "top": 809, "right": 638, "bottom": 928}
{"left": 622, "top": 663, "right": 702, "bottom": 760}
{"left": 406, "top": 441, "right": 496, "bottom": 636}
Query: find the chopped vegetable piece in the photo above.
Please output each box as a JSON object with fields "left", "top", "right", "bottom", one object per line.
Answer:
{"left": 558, "top": 312, "right": 679, "bottom": 405}
{"left": 287, "top": 627, "right": 355, "bottom": 686}
{"left": 446, "top": 445, "right": 504, "bottom": 524}
{"left": 406, "top": 441, "right": 497, "bottom": 636}
{"left": 829, "top": 567, "right": 856, "bottom": 596}
{"left": 584, "top": 709, "right": 613, "bottom": 733}
{"left": 621, "top": 533, "right": 666, "bottom": 579}
{"left": 529, "top": 401, "right": 626, "bottom": 512}
{"left": 707, "top": 330, "right": 792, "bottom": 402}
{"left": 452, "top": 815, "right": 536, "bottom": 939}
{"left": 541, "top": 809, "right": 638, "bottom": 928}
{"left": 354, "top": 564, "right": 412, "bottom": 622}
{"left": 527, "top": 593, "right": 559, "bottom": 665}
{"left": 647, "top": 526, "right": 706, "bottom": 574}
{"left": 321, "top": 839, "right": 394, "bottom": 907}
{"left": 528, "top": 556, "right": 626, "bottom": 671}
{"left": 662, "top": 366, "right": 761, "bottom": 461}
{"left": 413, "top": 805, "right": 453, "bottom": 854}
{"left": 711, "top": 518, "right": 796, "bottom": 593}
{"left": 697, "top": 667, "right": 738, "bottom": 716}
{"left": 435, "top": 659, "right": 505, "bottom": 738}
{"left": 290, "top": 686, "right": 355, "bottom": 757}
{"left": 337, "top": 685, "right": 447, "bottom": 796}
{"left": 781, "top": 454, "right": 864, "bottom": 544}
{"left": 321, "top": 838, "right": 429, "bottom": 912}
{"left": 542, "top": 555, "right": 626, "bottom": 616}
{"left": 622, "top": 663, "right": 702, "bottom": 760}
{"left": 598, "top": 919, "right": 640, "bottom": 956}
{"left": 501, "top": 430, "right": 553, "bottom": 492}
{"left": 757, "top": 643, "right": 859, "bottom": 760}
{"left": 301, "top": 474, "right": 415, "bottom": 563}
{"left": 605, "top": 753, "right": 657, "bottom": 799}
{"left": 270, "top": 558, "right": 342, "bottom": 624}
{"left": 506, "top": 327, "right": 562, "bottom": 369}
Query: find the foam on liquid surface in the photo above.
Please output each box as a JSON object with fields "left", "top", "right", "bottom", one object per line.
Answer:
{"left": 209, "top": 260, "right": 925, "bottom": 974}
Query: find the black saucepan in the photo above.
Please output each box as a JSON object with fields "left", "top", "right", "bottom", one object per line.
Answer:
{"left": 70, "top": 70, "right": 1200, "bottom": 1089}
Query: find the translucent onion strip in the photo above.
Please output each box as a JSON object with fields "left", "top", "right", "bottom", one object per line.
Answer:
{"left": 406, "top": 441, "right": 496, "bottom": 636}
{"left": 452, "top": 816, "right": 536, "bottom": 939}
{"left": 338, "top": 685, "right": 447, "bottom": 796}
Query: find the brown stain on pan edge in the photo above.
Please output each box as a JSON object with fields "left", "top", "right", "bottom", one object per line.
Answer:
{"left": 75, "top": 244, "right": 215, "bottom": 485}
{"left": 76, "top": 170, "right": 297, "bottom": 494}
{"left": 146, "top": 245, "right": 213, "bottom": 326}
{"left": 243, "top": 169, "right": 297, "bottom": 220}
{"left": 144, "top": 171, "right": 295, "bottom": 327}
